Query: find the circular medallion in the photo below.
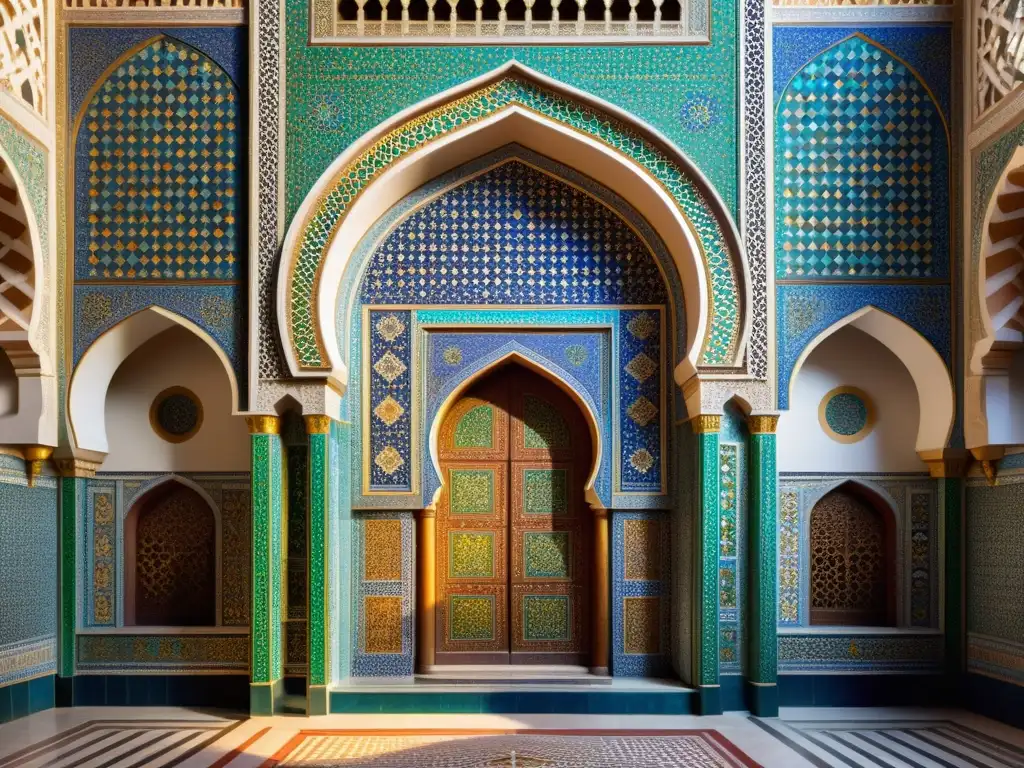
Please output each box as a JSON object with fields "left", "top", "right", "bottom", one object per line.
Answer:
{"left": 818, "top": 386, "right": 874, "bottom": 444}
{"left": 150, "top": 387, "right": 203, "bottom": 443}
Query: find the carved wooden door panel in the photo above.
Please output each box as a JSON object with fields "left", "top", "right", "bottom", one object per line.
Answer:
{"left": 435, "top": 366, "right": 590, "bottom": 665}
{"left": 436, "top": 378, "right": 511, "bottom": 663}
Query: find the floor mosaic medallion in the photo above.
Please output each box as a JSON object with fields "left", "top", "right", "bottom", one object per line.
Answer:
{"left": 264, "top": 729, "right": 758, "bottom": 767}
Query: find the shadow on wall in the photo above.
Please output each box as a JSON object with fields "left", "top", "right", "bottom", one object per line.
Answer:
{"left": 779, "top": 325, "right": 924, "bottom": 473}
{"left": 102, "top": 325, "right": 248, "bottom": 472}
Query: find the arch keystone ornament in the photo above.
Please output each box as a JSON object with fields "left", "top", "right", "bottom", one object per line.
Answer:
{"left": 280, "top": 62, "right": 750, "bottom": 381}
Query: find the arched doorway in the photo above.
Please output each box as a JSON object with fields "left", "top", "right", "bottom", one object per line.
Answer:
{"left": 433, "top": 363, "right": 593, "bottom": 666}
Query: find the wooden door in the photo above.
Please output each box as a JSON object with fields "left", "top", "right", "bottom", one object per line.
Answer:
{"left": 435, "top": 365, "right": 590, "bottom": 665}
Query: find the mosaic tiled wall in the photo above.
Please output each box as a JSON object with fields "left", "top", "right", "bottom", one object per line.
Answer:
{"left": 69, "top": 27, "right": 247, "bottom": 395}
{"left": 777, "top": 474, "right": 940, "bottom": 672}
{"left": 76, "top": 473, "right": 250, "bottom": 672}
{"left": 285, "top": 2, "right": 739, "bottom": 228}
{"left": 0, "top": 457, "right": 58, "bottom": 687}
{"left": 719, "top": 403, "right": 748, "bottom": 675}
{"left": 612, "top": 513, "right": 672, "bottom": 676}
{"left": 773, "top": 25, "right": 954, "bottom": 412}
{"left": 966, "top": 476, "right": 1024, "bottom": 687}
{"left": 332, "top": 421, "right": 353, "bottom": 682}
{"left": 350, "top": 512, "right": 414, "bottom": 677}
{"left": 283, "top": 418, "right": 309, "bottom": 676}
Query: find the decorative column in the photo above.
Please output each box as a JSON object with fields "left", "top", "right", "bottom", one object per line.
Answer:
{"left": 415, "top": 507, "right": 436, "bottom": 672}
{"left": 922, "top": 451, "right": 968, "bottom": 688}
{"left": 247, "top": 415, "right": 284, "bottom": 716}
{"left": 305, "top": 415, "right": 333, "bottom": 715}
{"left": 692, "top": 414, "right": 721, "bottom": 715}
{"left": 53, "top": 457, "right": 101, "bottom": 706}
{"left": 746, "top": 414, "right": 779, "bottom": 717}
{"left": 592, "top": 508, "right": 610, "bottom": 675}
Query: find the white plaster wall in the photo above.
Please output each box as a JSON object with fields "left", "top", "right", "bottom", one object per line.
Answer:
{"left": 0, "top": 351, "right": 16, "bottom": 417}
{"left": 102, "top": 326, "right": 248, "bottom": 472}
{"left": 779, "top": 326, "right": 925, "bottom": 473}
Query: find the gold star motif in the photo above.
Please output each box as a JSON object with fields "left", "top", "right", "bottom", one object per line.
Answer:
{"left": 375, "top": 314, "right": 406, "bottom": 343}
{"left": 627, "top": 397, "right": 658, "bottom": 427}
{"left": 373, "top": 396, "right": 405, "bottom": 426}
{"left": 629, "top": 448, "right": 655, "bottom": 474}
{"left": 374, "top": 446, "right": 404, "bottom": 476}
{"left": 373, "top": 351, "right": 407, "bottom": 383}
{"left": 625, "top": 353, "right": 657, "bottom": 383}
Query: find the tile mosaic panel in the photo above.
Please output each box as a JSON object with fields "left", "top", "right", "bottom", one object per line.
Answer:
{"left": 449, "top": 532, "right": 495, "bottom": 579}
{"left": 777, "top": 632, "right": 943, "bottom": 672}
{"left": 363, "top": 596, "right": 403, "bottom": 654}
{"left": 620, "top": 310, "right": 664, "bottom": 493}
{"left": 76, "top": 633, "right": 249, "bottom": 671}
{"left": 74, "top": 36, "right": 243, "bottom": 282}
{"left": 0, "top": 478, "right": 58, "bottom": 686}
{"left": 90, "top": 490, "right": 116, "bottom": 626}
{"left": 368, "top": 310, "right": 413, "bottom": 491}
{"left": 522, "top": 395, "right": 572, "bottom": 452}
{"left": 909, "top": 492, "right": 931, "bottom": 627}
{"left": 523, "top": 595, "right": 571, "bottom": 642}
{"left": 454, "top": 405, "right": 493, "bottom": 449}
{"left": 612, "top": 512, "right": 671, "bottom": 676}
{"left": 523, "top": 532, "right": 571, "bottom": 579}
{"left": 775, "top": 33, "right": 949, "bottom": 280}
{"left": 449, "top": 469, "right": 494, "bottom": 515}
{"left": 360, "top": 162, "right": 667, "bottom": 309}
{"left": 719, "top": 443, "right": 739, "bottom": 667}
{"left": 364, "top": 519, "right": 403, "bottom": 581}
{"left": 219, "top": 486, "right": 251, "bottom": 626}
{"left": 968, "top": 634, "right": 1024, "bottom": 686}
{"left": 623, "top": 597, "right": 661, "bottom": 655}
{"left": 778, "top": 491, "right": 801, "bottom": 625}
{"left": 523, "top": 469, "right": 568, "bottom": 516}
{"left": 449, "top": 595, "right": 495, "bottom": 641}
{"left": 352, "top": 512, "right": 414, "bottom": 677}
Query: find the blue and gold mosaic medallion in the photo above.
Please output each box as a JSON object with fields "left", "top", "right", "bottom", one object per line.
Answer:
{"left": 819, "top": 386, "right": 875, "bottom": 443}
{"left": 523, "top": 595, "right": 571, "bottom": 642}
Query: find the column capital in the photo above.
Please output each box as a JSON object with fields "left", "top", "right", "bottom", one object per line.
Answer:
{"left": 22, "top": 445, "right": 53, "bottom": 487}
{"left": 747, "top": 414, "right": 780, "bottom": 434}
{"left": 246, "top": 415, "right": 281, "bottom": 435}
{"left": 689, "top": 414, "right": 721, "bottom": 434}
{"left": 918, "top": 448, "right": 970, "bottom": 478}
{"left": 303, "top": 415, "right": 334, "bottom": 434}
{"left": 54, "top": 457, "right": 102, "bottom": 478}
{"left": 416, "top": 507, "right": 437, "bottom": 520}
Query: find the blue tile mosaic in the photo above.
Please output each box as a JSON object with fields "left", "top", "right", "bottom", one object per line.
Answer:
{"left": 619, "top": 311, "right": 663, "bottom": 494}
{"left": 718, "top": 402, "right": 748, "bottom": 674}
{"left": 776, "top": 284, "right": 951, "bottom": 409}
{"left": 73, "top": 34, "right": 244, "bottom": 283}
{"left": 774, "top": 32, "right": 949, "bottom": 281}
{"left": 367, "top": 311, "right": 413, "bottom": 492}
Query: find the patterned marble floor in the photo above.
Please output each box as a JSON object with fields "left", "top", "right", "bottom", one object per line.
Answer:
{"left": 0, "top": 708, "right": 1021, "bottom": 768}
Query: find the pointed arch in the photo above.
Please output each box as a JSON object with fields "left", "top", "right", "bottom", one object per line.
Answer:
{"left": 69, "top": 306, "right": 240, "bottom": 453}
{"left": 787, "top": 307, "right": 953, "bottom": 453}
{"left": 280, "top": 61, "right": 749, "bottom": 379}
{"left": 428, "top": 351, "right": 603, "bottom": 511}
{"left": 124, "top": 475, "right": 222, "bottom": 626}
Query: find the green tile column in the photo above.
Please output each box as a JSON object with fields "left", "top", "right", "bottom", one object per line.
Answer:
{"left": 692, "top": 414, "right": 721, "bottom": 715}
{"left": 247, "top": 415, "right": 285, "bottom": 716}
{"left": 53, "top": 458, "right": 99, "bottom": 706}
{"left": 305, "top": 415, "right": 333, "bottom": 715}
{"left": 746, "top": 415, "right": 779, "bottom": 717}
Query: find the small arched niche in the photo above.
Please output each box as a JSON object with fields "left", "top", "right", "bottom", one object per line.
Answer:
{"left": 125, "top": 479, "right": 219, "bottom": 627}
{"left": 809, "top": 483, "right": 896, "bottom": 628}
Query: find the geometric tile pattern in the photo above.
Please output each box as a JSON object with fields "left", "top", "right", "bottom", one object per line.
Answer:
{"left": 368, "top": 310, "right": 413, "bottom": 491}
{"left": 90, "top": 491, "right": 116, "bottom": 627}
{"left": 453, "top": 405, "right": 493, "bottom": 449}
{"left": 449, "top": 470, "right": 494, "bottom": 515}
{"left": 822, "top": 391, "right": 869, "bottom": 437}
{"left": 620, "top": 310, "right": 663, "bottom": 493}
{"left": 718, "top": 443, "right": 740, "bottom": 668}
{"left": 977, "top": 0, "right": 1024, "bottom": 117}
{"left": 909, "top": 492, "right": 931, "bottom": 628}
{"left": 612, "top": 511, "right": 670, "bottom": 676}
{"left": 523, "top": 532, "right": 571, "bottom": 579}
{"left": 76, "top": 38, "right": 242, "bottom": 281}
{"left": 776, "top": 35, "right": 947, "bottom": 280}
{"left": 523, "top": 595, "right": 571, "bottom": 642}
{"left": 779, "top": 491, "right": 800, "bottom": 625}
{"left": 364, "top": 519, "right": 402, "bottom": 581}
{"left": 361, "top": 162, "right": 667, "bottom": 310}
{"left": 289, "top": 76, "right": 740, "bottom": 368}
{"left": 522, "top": 395, "right": 572, "bottom": 452}
{"left": 967, "top": 479, "right": 1024, "bottom": 646}
{"left": 364, "top": 596, "right": 403, "bottom": 654}
{"left": 270, "top": 731, "right": 759, "bottom": 767}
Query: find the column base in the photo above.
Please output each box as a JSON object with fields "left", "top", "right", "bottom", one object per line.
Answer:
{"left": 588, "top": 666, "right": 609, "bottom": 676}
{"left": 308, "top": 684, "right": 330, "bottom": 716}
{"left": 696, "top": 684, "right": 722, "bottom": 715}
{"left": 744, "top": 680, "right": 778, "bottom": 717}
{"left": 250, "top": 678, "right": 284, "bottom": 716}
{"left": 55, "top": 675, "right": 75, "bottom": 708}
